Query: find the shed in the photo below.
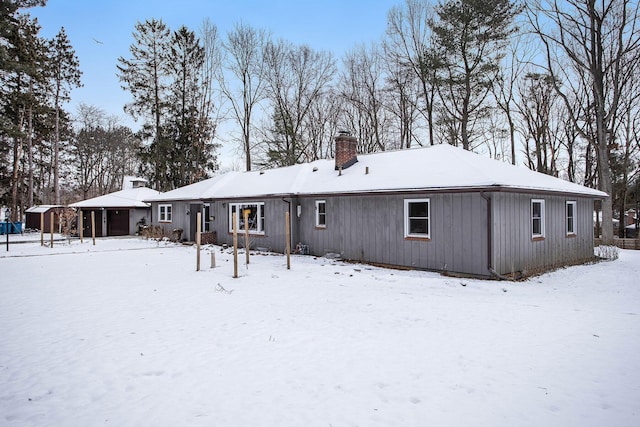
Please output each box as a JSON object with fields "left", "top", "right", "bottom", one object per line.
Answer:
{"left": 24, "top": 205, "right": 65, "bottom": 232}
{"left": 146, "top": 138, "right": 607, "bottom": 278}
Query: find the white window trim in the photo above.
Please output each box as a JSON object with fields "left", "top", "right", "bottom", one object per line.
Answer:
{"left": 566, "top": 200, "right": 577, "bottom": 236}
{"left": 404, "top": 198, "right": 431, "bottom": 239}
{"left": 159, "top": 203, "right": 172, "bottom": 223}
{"left": 228, "top": 202, "right": 265, "bottom": 235}
{"left": 315, "top": 200, "right": 326, "bottom": 228}
{"left": 531, "top": 199, "right": 545, "bottom": 238}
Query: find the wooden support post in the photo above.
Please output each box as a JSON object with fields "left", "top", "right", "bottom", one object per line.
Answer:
{"left": 50, "top": 212, "right": 54, "bottom": 248}
{"left": 244, "top": 209, "right": 250, "bottom": 265}
{"left": 285, "top": 211, "right": 291, "bottom": 270}
{"left": 196, "top": 211, "right": 202, "bottom": 271}
{"left": 210, "top": 251, "right": 216, "bottom": 268}
{"left": 232, "top": 213, "right": 238, "bottom": 278}
{"left": 40, "top": 212, "right": 44, "bottom": 246}
{"left": 91, "top": 211, "right": 96, "bottom": 245}
{"left": 79, "top": 209, "right": 83, "bottom": 243}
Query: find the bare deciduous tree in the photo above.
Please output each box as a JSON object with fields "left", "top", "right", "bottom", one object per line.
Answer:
{"left": 385, "top": 0, "right": 438, "bottom": 146}
{"left": 527, "top": 0, "right": 640, "bottom": 243}
{"left": 339, "top": 43, "right": 389, "bottom": 153}
{"left": 219, "top": 22, "right": 268, "bottom": 171}
{"left": 261, "top": 40, "right": 336, "bottom": 166}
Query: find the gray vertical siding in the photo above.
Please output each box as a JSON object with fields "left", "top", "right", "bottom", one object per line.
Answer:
{"left": 129, "top": 208, "right": 151, "bottom": 235}
{"left": 491, "top": 193, "right": 595, "bottom": 275}
{"left": 151, "top": 190, "right": 597, "bottom": 277}
{"left": 210, "top": 198, "right": 293, "bottom": 252}
{"left": 296, "top": 192, "right": 489, "bottom": 276}
{"left": 151, "top": 201, "right": 192, "bottom": 240}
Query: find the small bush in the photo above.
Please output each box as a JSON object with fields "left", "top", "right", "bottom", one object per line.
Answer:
{"left": 59, "top": 208, "right": 78, "bottom": 243}
{"left": 141, "top": 225, "right": 167, "bottom": 240}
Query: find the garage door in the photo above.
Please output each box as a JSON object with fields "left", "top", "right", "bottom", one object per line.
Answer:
{"left": 107, "top": 209, "right": 129, "bottom": 236}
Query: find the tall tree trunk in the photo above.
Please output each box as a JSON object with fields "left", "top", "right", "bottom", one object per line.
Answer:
{"left": 11, "top": 136, "right": 22, "bottom": 222}
{"left": 54, "top": 92, "right": 60, "bottom": 205}
{"left": 27, "top": 95, "right": 34, "bottom": 207}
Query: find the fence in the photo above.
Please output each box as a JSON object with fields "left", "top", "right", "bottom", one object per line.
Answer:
{"left": 595, "top": 238, "right": 640, "bottom": 250}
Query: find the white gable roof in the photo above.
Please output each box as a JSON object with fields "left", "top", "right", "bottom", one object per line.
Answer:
{"left": 70, "top": 187, "right": 161, "bottom": 208}
{"left": 146, "top": 144, "right": 608, "bottom": 201}
{"left": 25, "top": 205, "right": 64, "bottom": 213}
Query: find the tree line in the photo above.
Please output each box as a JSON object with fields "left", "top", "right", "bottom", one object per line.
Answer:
{"left": 2, "top": 0, "right": 639, "bottom": 243}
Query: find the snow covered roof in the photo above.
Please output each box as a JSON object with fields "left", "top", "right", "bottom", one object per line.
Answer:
{"left": 146, "top": 144, "right": 608, "bottom": 202}
{"left": 70, "top": 187, "right": 161, "bottom": 208}
{"left": 144, "top": 173, "right": 240, "bottom": 202}
{"left": 25, "top": 205, "right": 64, "bottom": 213}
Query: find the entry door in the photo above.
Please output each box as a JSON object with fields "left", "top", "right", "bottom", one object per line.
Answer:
{"left": 82, "top": 210, "right": 103, "bottom": 237}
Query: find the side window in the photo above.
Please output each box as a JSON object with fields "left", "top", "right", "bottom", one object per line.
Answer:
{"left": 404, "top": 198, "right": 430, "bottom": 239}
{"left": 203, "top": 204, "right": 211, "bottom": 232}
{"left": 566, "top": 201, "right": 577, "bottom": 236}
{"left": 315, "top": 200, "right": 326, "bottom": 228}
{"left": 531, "top": 199, "right": 545, "bottom": 239}
{"left": 159, "top": 204, "right": 172, "bottom": 222}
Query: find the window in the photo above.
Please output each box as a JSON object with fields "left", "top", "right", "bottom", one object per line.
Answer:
{"left": 159, "top": 204, "right": 172, "bottom": 222}
{"left": 531, "top": 199, "right": 545, "bottom": 239}
{"left": 203, "top": 203, "right": 211, "bottom": 232}
{"left": 566, "top": 201, "right": 577, "bottom": 236}
{"left": 229, "top": 202, "right": 265, "bottom": 235}
{"left": 404, "top": 198, "right": 430, "bottom": 238}
{"left": 315, "top": 200, "right": 326, "bottom": 228}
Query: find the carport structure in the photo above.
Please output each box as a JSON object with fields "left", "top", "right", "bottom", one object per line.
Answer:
{"left": 70, "top": 185, "right": 160, "bottom": 237}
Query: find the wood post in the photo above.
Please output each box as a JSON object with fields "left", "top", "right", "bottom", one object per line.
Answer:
{"left": 232, "top": 213, "right": 238, "bottom": 278}
{"left": 244, "top": 209, "right": 250, "bottom": 265}
{"left": 286, "top": 211, "right": 291, "bottom": 270}
{"left": 91, "top": 211, "right": 96, "bottom": 245}
{"left": 210, "top": 251, "right": 216, "bottom": 268}
{"left": 79, "top": 209, "right": 83, "bottom": 243}
{"left": 50, "top": 212, "right": 54, "bottom": 248}
{"left": 196, "top": 211, "right": 201, "bottom": 271}
{"left": 40, "top": 212, "right": 44, "bottom": 246}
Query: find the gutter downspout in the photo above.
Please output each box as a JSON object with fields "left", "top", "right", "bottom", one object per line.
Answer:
{"left": 481, "top": 192, "right": 508, "bottom": 280}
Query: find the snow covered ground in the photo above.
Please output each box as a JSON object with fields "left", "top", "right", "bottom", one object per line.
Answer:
{"left": 1, "top": 237, "right": 639, "bottom": 426}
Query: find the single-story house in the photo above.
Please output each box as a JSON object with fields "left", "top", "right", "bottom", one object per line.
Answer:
{"left": 70, "top": 178, "right": 160, "bottom": 237}
{"left": 144, "top": 173, "right": 234, "bottom": 243}
{"left": 24, "top": 205, "right": 65, "bottom": 232}
{"left": 146, "top": 134, "right": 607, "bottom": 278}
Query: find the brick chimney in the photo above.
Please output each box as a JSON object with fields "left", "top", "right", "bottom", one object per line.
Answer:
{"left": 335, "top": 131, "right": 358, "bottom": 171}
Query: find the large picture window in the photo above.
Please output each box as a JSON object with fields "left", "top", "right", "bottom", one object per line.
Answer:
{"left": 315, "top": 200, "right": 326, "bottom": 228}
{"left": 404, "top": 198, "right": 430, "bottom": 238}
{"left": 229, "top": 202, "right": 265, "bottom": 235}
{"left": 159, "top": 204, "right": 172, "bottom": 222}
{"left": 531, "top": 199, "right": 545, "bottom": 239}
{"left": 566, "top": 201, "right": 577, "bottom": 236}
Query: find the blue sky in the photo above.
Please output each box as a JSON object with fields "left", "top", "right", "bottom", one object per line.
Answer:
{"left": 30, "top": 0, "right": 399, "bottom": 132}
